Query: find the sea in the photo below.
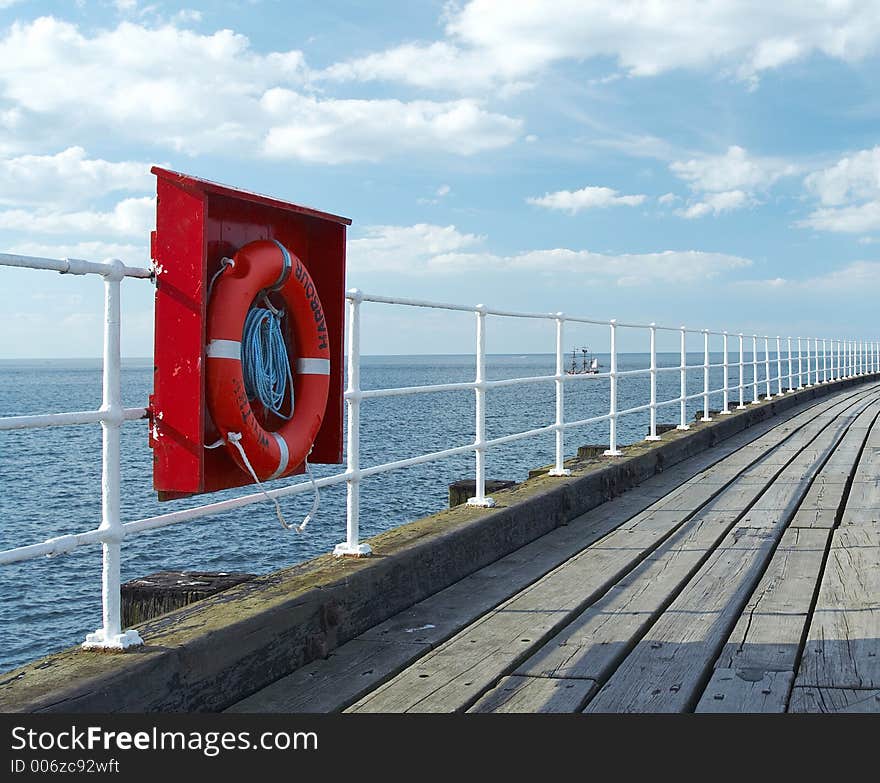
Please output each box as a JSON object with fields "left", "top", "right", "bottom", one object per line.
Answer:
{"left": 0, "top": 353, "right": 772, "bottom": 672}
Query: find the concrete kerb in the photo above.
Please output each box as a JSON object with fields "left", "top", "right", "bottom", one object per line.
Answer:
{"left": 1, "top": 373, "right": 876, "bottom": 712}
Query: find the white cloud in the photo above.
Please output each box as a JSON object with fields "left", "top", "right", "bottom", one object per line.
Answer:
{"left": 0, "top": 147, "right": 153, "bottom": 207}
{"left": 347, "top": 223, "right": 752, "bottom": 285}
{"left": 671, "top": 145, "right": 798, "bottom": 193}
{"left": 0, "top": 196, "right": 155, "bottom": 237}
{"left": 349, "top": 224, "right": 486, "bottom": 273}
{"left": 321, "top": 1, "right": 880, "bottom": 92}
{"left": 527, "top": 186, "right": 646, "bottom": 214}
{"left": 658, "top": 192, "right": 679, "bottom": 205}
{"left": 0, "top": 18, "right": 521, "bottom": 161}
{"left": 261, "top": 91, "right": 521, "bottom": 163}
{"left": 670, "top": 145, "right": 798, "bottom": 218}
{"left": 436, "top": 184, "right": 451, "bottom": 197}
{"left": 7, "top": 239, "right": 147, "bottom": 264}
{"left": 805, "top": 146, "right": 880, "bottom": 205}
{"left": 740, "top": 261, "right": 880, "bottom": 292}
{"left": 798, "top": 201, "right": 880, "bottom": 233}
{"left": 800, "top": 146, "right": 880, "bottom": 234}
{"left": 677, "top": 190, "right": 751, "bottom": 219}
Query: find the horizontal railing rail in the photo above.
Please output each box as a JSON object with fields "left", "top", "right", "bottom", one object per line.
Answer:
{"left": 1, "top": 250, "right": 878, "bottom": 654}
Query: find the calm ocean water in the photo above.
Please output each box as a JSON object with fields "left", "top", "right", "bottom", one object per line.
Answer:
{"left": 0, "top": 353, "right": 772, "bottom": 671}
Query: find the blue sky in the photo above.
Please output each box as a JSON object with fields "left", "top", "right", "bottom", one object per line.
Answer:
{"left": 1, "top": 0, "right": 879, "bottom": 356}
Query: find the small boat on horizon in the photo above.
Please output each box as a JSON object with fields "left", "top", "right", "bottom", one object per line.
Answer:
{"left": 566, "top": 346, "right": 601, "bottom": 375}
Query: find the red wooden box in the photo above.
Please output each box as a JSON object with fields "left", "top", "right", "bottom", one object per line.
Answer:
{"left": 149, "top": 167, "right": 349, "bottom": 499}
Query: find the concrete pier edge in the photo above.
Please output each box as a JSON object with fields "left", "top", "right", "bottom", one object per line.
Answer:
{"left": 2, "top": 374, "right": 877, "bottom": 712}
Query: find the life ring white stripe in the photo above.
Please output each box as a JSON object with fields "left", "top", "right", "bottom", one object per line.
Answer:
{"left": 207, "top": 339, "right": 241, "bottom": 360}
{"left": 268, "top": 432, "right": 289, "bottom": 480}
{"left": 296, "top": 357, "right": 331, "bottom": 375}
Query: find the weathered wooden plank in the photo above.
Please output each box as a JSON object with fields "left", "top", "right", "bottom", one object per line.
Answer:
{"left": 790, "top": 507, "right": 838, "bottom": 529}
{"left": 351, "top": 389, "right": 880, "bottom": 713}
{"left": 513, "top": 512, "right": 743, "bottom": 684}
{"left": 713, "top": 528, "right": 831, "bottom": 674}
{"left": 467, "top": 676, "right": 597, "bottom": 713}
{"left": 585, "top": 528, "right": 781, "bottom": 713}
{"left": 788, "top": 686, "right": 880, "bottom": 713}
{"left": 227, "top": 639, "right": 431, "bottom": 713}
{"left": 232, "top": 389, "right": 874, "bottom": 713}
{"left": 794, "top": 528, "right": 880, "bottom": 690}
{"left": 695, "top": 668, "right": 794, "bottom": 713}
{"left": 587, "top": 403, "right": 880, "bottom": 713}
{"left": 800, "top": 479, "right": 850, "bottom": 511}
{"left": 347, "top": 519, "right": 714, "bottom": 713}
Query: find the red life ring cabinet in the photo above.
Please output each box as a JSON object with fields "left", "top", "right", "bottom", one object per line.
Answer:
{"left": 206, "top": 239, "right": 330, "bottom": 481}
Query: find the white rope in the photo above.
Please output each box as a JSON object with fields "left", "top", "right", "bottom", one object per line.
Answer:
{"left": 224, "top": 432, "right": 317, "bottom": 534}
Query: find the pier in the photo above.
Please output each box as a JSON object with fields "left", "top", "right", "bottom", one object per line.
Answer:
{"left": 2, "top": 374, "right": 879, "bottom": 713}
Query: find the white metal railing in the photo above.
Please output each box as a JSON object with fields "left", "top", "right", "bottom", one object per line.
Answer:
{"left": 1, "top": 251, "right": 879, "bottom": 653}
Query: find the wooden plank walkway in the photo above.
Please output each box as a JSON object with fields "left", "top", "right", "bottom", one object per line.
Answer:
{"left": 229, "top": 381, "right": 880, "bottom": 713}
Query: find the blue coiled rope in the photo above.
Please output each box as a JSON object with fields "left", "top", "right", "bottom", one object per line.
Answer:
{"left": 242, "top": 299, "right": 294, "bottom": 419}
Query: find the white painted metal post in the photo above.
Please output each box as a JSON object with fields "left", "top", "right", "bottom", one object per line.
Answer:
{"left": 764, "top": 336, "right": 771, "bottom": 400}
{"left": 752, "top": 334, "right": 759, "bottom": 403}
{"left": 822, "top": 338, "right": 827, "bottom": 383}
{"left": 549, "top": 314, "right": 570, "bottom": 476}
{"left": 831, "top": 339, "right": 837, "bottom": 381}
{"left": 468, "top": 305, "right": 496, "bottom": 506}
{"left": 737, "top": 333, "right": 746, "bottom": 409}
{"left": 776, "top": 336, "right": 783, "bottom": 396}
{"left": 798, "top": 337, "right": 803, "bottom": 388}
{"left": 701, "top": 329, "right": 711, "bottom": 421}
{"left": 646, "top": 323, "right": 661, "bottom": 439}
{"left": 787, "top": 336, "right": 794, "bottom": 391}
{"left": 677, "top": 326, "right": 689, "bottom": 430}
{"left": 860, "top": 340, "right": 865, "bottom": 375}
{"left": 335, "top": 290, "right": 371, "bottom": 556}
{"left": 814, "top": 338, "right": 820, "bottom": 385}
{"left": 806, "top": 338, "right": 812, "bottom": 387}
{"left": 721, "top": 331, "right": 731, "bottom": 413}
{"left": 83, "top": 261, "right": 143, "bottom": 650}
{"left": 605, "top": 320, "right": 622, "bottom": 455}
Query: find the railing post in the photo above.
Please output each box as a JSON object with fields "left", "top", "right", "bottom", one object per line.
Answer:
{"left": 335, "top": 290, "right": 372, "bottom": 556}
{"left": 721, "top": 331, "right": 731, "bottom": 413}
{"left": 831, "top": 338, "right": 836, "bottom": 381}
{"left": 787, "top": 336, "right": 794, "bottom": 391}
{"left": 549, "top": 313, "right": 571, "bottom": 475}
{"left": 798, "top": 337, "right": 803, "bottom": 388}
{"left": 700, "top": 329, "right": 711, "bottom": 421}
{"left": 776, "top": 336, "right": 783, "bottom": 396}
{"left": 646, "top": 323, "right": 661, "bottom": 439}
{"left": 861, "top": 340, "right": 865, "bottom": 375}
{"left": 814, "top": 338, "right": 820, "bottom": 385}
{"left": 764, "top": 336, "right": 771, "bottom": 400}
{"left": 468, "top": 305, "right": 496, "bottom": 505}
{"left": 737, "top": 333, "right": 746, "bottom": 409}
{"left": 82, "top": 260, "right": 143, "bottom": 650}
{"left": 677, "top": 326, "right": 690, "bottom": 430}
{"left": 822, "top": 338, "right": 827, "bottom": 383}
{"left": 752, "top": 334, "right": 759, "bottom": 403}
{"left": 604, "top": 320, "right": 623, "bottom": 455}
{"left": 805, "top": 338, "right": 813, "bottom": 387}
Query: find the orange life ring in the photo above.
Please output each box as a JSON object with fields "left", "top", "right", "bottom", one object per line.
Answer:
{"left": 206, "top": 239, "right": 330, "bottom": 481}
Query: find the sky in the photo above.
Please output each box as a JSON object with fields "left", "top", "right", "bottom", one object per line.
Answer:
{"left": 1, "top": 0, "right": 880, "bottom": 356}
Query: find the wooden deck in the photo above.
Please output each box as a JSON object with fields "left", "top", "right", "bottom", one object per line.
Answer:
{"left": 230, "top": 381, "right": 880, "bottom": 714}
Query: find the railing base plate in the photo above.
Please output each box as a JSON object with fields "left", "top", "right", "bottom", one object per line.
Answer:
{"left": 333, "top": 543, "right": 372, "bottom": 558}
{"left": 466, "top": 497, "right": 496, "bottom": 508}
{"left": 82, "top": 628, "right": 144, "bottom": 651}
